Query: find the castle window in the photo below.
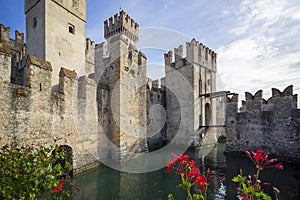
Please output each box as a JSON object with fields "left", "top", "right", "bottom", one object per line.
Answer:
{"left": 199, "top": 79, "right": 202, "bottom": 95}
{"left": 69, "top": 24, "right": 75, "bottom": 34}
{"left": 33, "top": 17, "right": 37, "bottom": 28}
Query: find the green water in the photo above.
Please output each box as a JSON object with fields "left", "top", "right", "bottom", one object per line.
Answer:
{"left": 73, "top": 142, "right": 300, "bottom": 200}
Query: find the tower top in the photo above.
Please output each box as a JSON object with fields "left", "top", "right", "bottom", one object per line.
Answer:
{"left": 104, "top": 10, "right": 139, "bottom": 42}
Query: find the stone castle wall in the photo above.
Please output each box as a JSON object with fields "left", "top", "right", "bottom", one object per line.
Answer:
{"left": 225, "top": 85, "right": 300, "bottom": 161}
{"left": 0, "top": 24, "right": 26, "bottom": 85}
{"left": 0, "top": 45, "right": 101, "bottom": 172}
{"left": 146, "top": 78, "right": 167, "bottom": 150}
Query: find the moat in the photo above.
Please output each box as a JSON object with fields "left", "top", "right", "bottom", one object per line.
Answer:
{"left": 73, "top": 142, "right": 300, "bottom": 200}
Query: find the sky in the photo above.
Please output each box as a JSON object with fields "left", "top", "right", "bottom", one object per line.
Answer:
{"left": 0, "top": 0, "right": 300, "bottom": 106}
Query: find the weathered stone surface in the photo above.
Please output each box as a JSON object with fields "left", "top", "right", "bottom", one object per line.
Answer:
{"left": 0, "top": 53, "right": 99, "bottom": 172}
{"left": 25, "top": 0, "right": 86, "bottom": 86}
{"left": 225, "top": 86, "right": 300, "bottom": 162}
{"left": 0, "top": 43, "right": 11, "bottom": 55}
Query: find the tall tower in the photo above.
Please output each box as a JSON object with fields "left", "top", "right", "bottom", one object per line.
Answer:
{"left": 95, "top": 10, "right": 147, "bottom": 160}
{"left": 25, "top": 0, "right": 86, "bottom": 87}
{"left": 164, "top": 39, "right": 217, "bottom": 147}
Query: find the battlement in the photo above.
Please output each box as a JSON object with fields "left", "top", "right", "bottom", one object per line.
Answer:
{"left": 272, "top": 85, "right": 293, "bottom": 97}
{"left": 164, "top": 39, "right": 217, "bottom": 71}
{"left": 0, "top": 24, "right": 24, "bottom": 53}
{"left": 85, "top": 38, "right": 95, "bottom": 52}
{"left": 229, "top": 86, "right": 299, "bottom": 113}
{"left": 225, "top": 86, "right": 300, "bottom": 160}
{"left": 226, "top": 93, "right": 239, "bottom": 103}
{"left": 104, "top": 10, "right": 139, "bottom": 42}
{"left": 245, "top": 90, "right": 263, "bottom": 100}
{"left": 186, "top": 39, "right": 217, "bottom": 69}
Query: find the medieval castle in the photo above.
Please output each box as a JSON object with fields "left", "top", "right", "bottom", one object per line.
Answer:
{"left": 0, "top": 0, "right": 299, "bottom": 172}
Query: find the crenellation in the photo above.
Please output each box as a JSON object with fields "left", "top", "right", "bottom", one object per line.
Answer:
{"left": 15, "top": 30, "right": 24, "bottom": 43}
{"left": 104, "top": 10, "right": 139, "bottom": 42}
{"left": 0, "top": 48, "right": 99, "bottom": 171}
{"left": 85, "top": 38, "right": 95, "bottom": 74}
{"left": 225, "top": 86, "right": 300, "bottom": 161}
{"left": 0, "top": 24, "right": 10, "bottom": 44}
{"left": 0, "top": 43, "right": 12, "bottom": 82}
{"left": 164, "top": 50, "right": 173, "bottom": 68}
{"left": 245, "top": 90, "right": 263, "bottom": 101}
{"left": 2, "top": 1, "right": 298, "bottom": 171}
{"left": 59, "top": 67, "right": 78, "bottom": 96}
{"left": 0, "top": 24, "right": 24, "bottom": 54}
{"left": 174, "top": 45, "right": 183, "bottom": 63}
{"left": 226, "top": 93, "right": 239, "bottom": 103}
{"left": 25, "top": 54, "right": 52, "bottom": 92}
{"left": 86, "top": 38, "right": 95, "bottom": 52}
{"left": 186, "top": 39, "right": 216, "bottom": 70}
{"left": 293, "top": 94, "right": 298, "bottom": 109}
{"left": 138, "top": 51, "right": 147, "bottom": 65}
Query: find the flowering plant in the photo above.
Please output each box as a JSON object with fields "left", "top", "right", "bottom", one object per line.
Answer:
{"left": 0, "top": 139, "right": 79, "bottom": 200}
{"left": 232, "top": 150, "right": 283, "bottom": 200}
{"left": 165, "top": 154, "right": 219, "bottom": 200}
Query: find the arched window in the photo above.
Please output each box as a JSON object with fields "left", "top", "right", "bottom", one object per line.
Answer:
{"left": 68, "top": 24, "right": 75, "bottom": 34}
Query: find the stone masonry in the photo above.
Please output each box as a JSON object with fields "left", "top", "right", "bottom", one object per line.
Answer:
{"left": 225, "top": 85, "right": 300, "bottom": 161}
{"left": 0, "top": 46, "right": 100, "bottom": 172}
{"left": 2, "top": 1, "right": 298, "bottom": 172}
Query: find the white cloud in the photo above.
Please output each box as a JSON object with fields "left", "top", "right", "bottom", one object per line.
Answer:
{"left": 83, "top": 0, "right": 300, "bottom": 107}
{"left": 216, "top": 0, "right": 300, "bottom": 106}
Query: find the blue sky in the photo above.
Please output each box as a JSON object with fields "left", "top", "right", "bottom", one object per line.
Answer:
{"left": 0, "top": 0, "right": 300, "bottom": 105}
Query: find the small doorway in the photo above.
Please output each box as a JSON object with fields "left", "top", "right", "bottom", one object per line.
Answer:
{"left": 53, "top": 145, "right": 73, "bottom": 178}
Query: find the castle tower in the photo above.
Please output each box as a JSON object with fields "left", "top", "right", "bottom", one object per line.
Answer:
{"left": 164, "top": 40, "right": 217, "bottom": 147}
{"left": 95, "top": 10, "right": 147, "bottom": 160}
{"left": 25, "top": 0, "right": 86, "bottom": 87}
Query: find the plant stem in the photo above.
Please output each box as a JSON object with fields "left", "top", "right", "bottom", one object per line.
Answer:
{"left": 204, "top": 184, "right": 208, "bottom": 200}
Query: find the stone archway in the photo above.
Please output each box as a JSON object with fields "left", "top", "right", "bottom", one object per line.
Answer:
{"left": 205, "top": 103, "right": 211, "bottom": 126}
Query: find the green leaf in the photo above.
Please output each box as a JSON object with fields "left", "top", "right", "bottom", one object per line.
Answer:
{"left": 232, "top": 177, "right": 240, "bottom": 182}
{"left": 168, "top": 193, "right": 175, "bottom": 200}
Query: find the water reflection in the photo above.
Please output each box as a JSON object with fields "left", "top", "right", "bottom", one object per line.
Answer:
{"left": 74, "top": 142, "right": 300, "bottom": 200}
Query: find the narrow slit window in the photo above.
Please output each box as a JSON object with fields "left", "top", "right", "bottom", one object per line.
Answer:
{"left": 33, "top": 17, "right": 37, "bottom": 28}
{"left": 69, "top": 24, "right": 75, "bottom": 34}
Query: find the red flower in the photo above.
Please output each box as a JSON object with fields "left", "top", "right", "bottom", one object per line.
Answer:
{"left": 194, "top": 175, "right": 207, "bottom": 190}
{"left": 188, "top": 164, "right": 200, "bottom": 180}
{"left": 246, "top": 150, "right": 283, "bottom": 170}
{"left": 57, "top": 182, "right": 64, "bottom": 190}
{"left": 165, "top": 154, "right": 189, "bottom": 175}
{"left": 52, "top": 188, "right": 58, "bottom": 194}
{"left": 52, "top": 182, "right": 64, "bottom": 194}
{"left": 252, "top": 150, "right": 268, "bottom": 163}
{"left": 240, "top": 194, "right": 249, "bottom": 200}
